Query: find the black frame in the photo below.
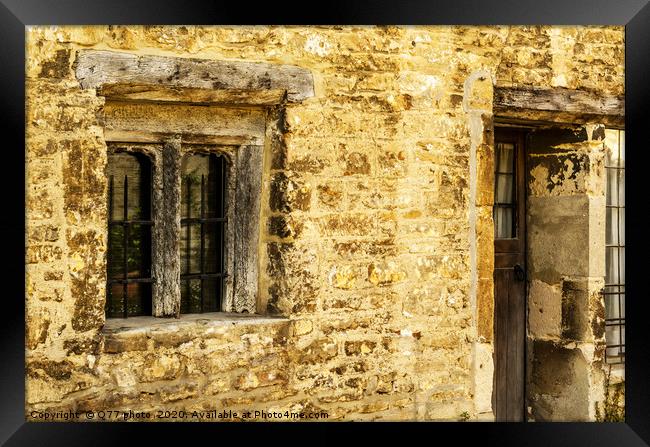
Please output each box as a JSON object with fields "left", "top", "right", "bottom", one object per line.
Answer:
{"left": 8, "top": 0, "right": 650, "bottom": 444}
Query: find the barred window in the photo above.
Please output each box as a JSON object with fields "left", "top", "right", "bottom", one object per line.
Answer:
{"left": 180, "top": 153, "right": 227, "bottom": 314}
{"left": 106, "top": 151, "right": 154, "bottom": 318}
{"left": 105, "top": 140, "right": 261, "bottom": 319}
{"left": 106, "top": 144, "right": 231, "bottom": 319}
{"left": 604, "top": 129, "right": 625, "bottom": 365}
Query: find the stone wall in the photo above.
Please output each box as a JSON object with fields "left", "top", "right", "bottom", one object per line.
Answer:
{"left": 25, "top": 26, "right": 624, "bottom": 421}
{"left": 526, "top": 125, "right": 608, "bottom": 421}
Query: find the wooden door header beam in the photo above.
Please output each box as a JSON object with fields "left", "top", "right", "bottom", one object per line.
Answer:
{"left": 494, "top": 86, "right": 624, "bottom": 127}
{"left": 74, "top": 50, "right": 315, "bottom": 103}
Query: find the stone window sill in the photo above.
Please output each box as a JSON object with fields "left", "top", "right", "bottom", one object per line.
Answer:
{"left": 101, "top": 312, "right": 290, "bottom": 354}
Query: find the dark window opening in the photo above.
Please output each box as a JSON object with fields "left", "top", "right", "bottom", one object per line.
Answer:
{"left": 180, "top": 153, "right": 227, "bottom": 314}
{"left": 106, "top": 151, "right": 154, "bottom": 318}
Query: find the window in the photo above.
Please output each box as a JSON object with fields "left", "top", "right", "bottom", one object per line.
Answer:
{"left": 494, "top": 141, "right": 516, "bottom": 239}
{"left": 604, "top": 129, "right": 625, "bottom": 365}
{"left": 77, "top": 49, "right": 313, "bottom": 319}
{"left": 180, "top": 153, "right": 227, "bottom": 314}
{"left": 106, "top": 151, "right": 153, "bottom": 318}
{"left": 105, "top": 141, "right": 259, "bottom": 319}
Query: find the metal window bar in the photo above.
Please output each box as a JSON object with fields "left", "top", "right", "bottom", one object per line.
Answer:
{"left": 220, "top": 155, "right": 226, "bottom": 308}
{"left": 180, "top": 154, "right": 227, "bottom": 313}
{"left": 604, "top": 130, "right": 625, "bottom": 364}
{"left": 106, "top": 155, "right": 154, "bottom": 318}
{"left": 200, "top": 174, "right": 205, "bottom": 311}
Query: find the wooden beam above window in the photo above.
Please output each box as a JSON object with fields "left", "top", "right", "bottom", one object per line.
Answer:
{"left": 494, "top": 86, "right": 625, "bottom": 127}
{"left": 74, "top": 50, "right": 315, "bottom": 103}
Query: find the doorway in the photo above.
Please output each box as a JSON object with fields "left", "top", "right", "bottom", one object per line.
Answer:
{"left": 493, "top": 127, "right": 527, "bottom": 421}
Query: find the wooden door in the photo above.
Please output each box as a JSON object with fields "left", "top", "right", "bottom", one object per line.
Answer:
{"left": 493, "top": 128, "right": 527, "bottom": 422}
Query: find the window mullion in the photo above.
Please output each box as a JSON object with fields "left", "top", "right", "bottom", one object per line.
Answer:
{"left": 153, "top": 137, "right": 182, "bottom": 317}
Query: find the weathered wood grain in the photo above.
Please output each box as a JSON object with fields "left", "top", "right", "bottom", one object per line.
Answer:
{"left": 104, "top": 129, "right": 262, "bottom": 147}
{"left": 494, "top": 86, "right": 624, "bottom": 118}
{"left": 104, "top": 101, "right": 266, "bottom": 144}
{"left": 99, "top": 83, "right": 287, "bottom": 106}
{"left": 153, "top": 140, "right": 182, "bottom": 317}
{"left": 76, "top": 50, "right": 314, "bottom": 103}
{"left": 232, "top": 145, "right": 263, "bottom": 314}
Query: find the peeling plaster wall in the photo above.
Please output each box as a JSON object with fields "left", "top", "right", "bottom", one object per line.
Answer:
{"left": 526, "top": 126, "right": 608, "bottom": 421}
{"left": 25, "top": 25, "right": 623, "bottom": 421}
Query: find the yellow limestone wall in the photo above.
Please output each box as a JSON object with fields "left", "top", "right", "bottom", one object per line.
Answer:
{"left": 25, "top": 26, "right": 624, "bottom": 421}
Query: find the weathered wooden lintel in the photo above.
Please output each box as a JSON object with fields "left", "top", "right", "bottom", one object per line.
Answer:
{"left": 104, "top": 129, "right": 263, "bottom": 146}
{"left": 75, "top": 49, "right": 315, "bottom": 103}
{"left": 494, "top": 86, "right": 625, "bottom": 128}
{"left": 99, "top": 84, "right": 287, "bottom": 107}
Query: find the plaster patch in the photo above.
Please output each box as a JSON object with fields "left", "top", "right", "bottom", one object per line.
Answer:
{"left": 304, "top": 35, "right": 332, "bottom": 57}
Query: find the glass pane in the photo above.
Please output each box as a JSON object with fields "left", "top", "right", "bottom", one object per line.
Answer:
{"left": 619, "top": 207, "right": 625, "bottom": 246}
{"left": 606, "top": 207, "right": 618, "bottom": 245}
{"left": 108, "top": 225, "right": 125, "bottom": 279}
{"left": 620, "top": 294, "right": 625, "bottom": 319}
{"left": 106, "top": 151, "right": 153, "bottom": 319}
{"left": 605, "top": 292, "right": 620, "bottom": 319}
{"left": 106, "top": 283, "right": 124, "bottom": 318}
{"left": 106, "top": 283, "right": 151, "bottom": 318}
{"left": 202, "top": 279, "right": 220, "bottom": 312}
{"left": 127, "top": 224, "right": 151, "bottom": 279}
{"left": 496, "top": 174, "right": 514, "bottom": 204}
{"left": 604, "top": 129, "right": 619, "bottom": 167}
{"left": 604, "top": 130, "right": 625, "bottom": 361}
{"left": 180, "top": 152, "right": 227, "bottom": 315}
{"left": 621, "top": 325, "right": 625, "bottom": 354}
{"left": 496, "top": 143, "right": 514, "bottom": 173}
{"left": 619, "top": 246, "right": 625, "bottom": 284}
{"left": 107, "top": 152, "right": 151, "bottom": 220}
{"left": 180, "top": 224, "right": 188, "bottom": 274}
{"left": 605, "top": 246, "right": 619, "bottom": 285}
{"left": 109, "top": 176, "right": 122, "bottom": 221}
{"left": 495, "top": 207, "right": 513, "bottom": 239}
{"left": 606, "top": 325, "right": 620, "bottom": 346}
{"left": 203, "top": 223, "right": 222, "bottom": 274}
{"left": 182, "top": 172, "right": 202, "bottom": 219}
{"left": 181, "top": 223, "right": 201, "bottom": 274}
{"left": 182, "top": 154, "right": 220, "bottom": 219}
{"left": 126, "top": 283, "right": 151, "bottom": 316}
{"left": 617, "top": 169, "right": 625, "bottom": 207}
{"left": 181, "top": 279, "right": 202, "bottom": 314}
{"left": 619, "top": 130, "right": 625, "bottom": 168}
{"left": 205, "top": 155, "right": 226, "bottom": 219}
{"left": 606, "top": 168, "right": 618, "bottom": 206}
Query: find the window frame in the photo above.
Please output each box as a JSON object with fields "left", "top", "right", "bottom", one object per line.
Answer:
{"left": 106, "top": 144, "right": 159, "bottom": 318}
{"left": 105, "top": 139, "right": 262, "bottom": 319}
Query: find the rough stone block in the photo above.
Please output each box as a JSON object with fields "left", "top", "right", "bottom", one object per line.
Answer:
{"left": 527, "top": 195, "right": 589, "bottom": 284}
